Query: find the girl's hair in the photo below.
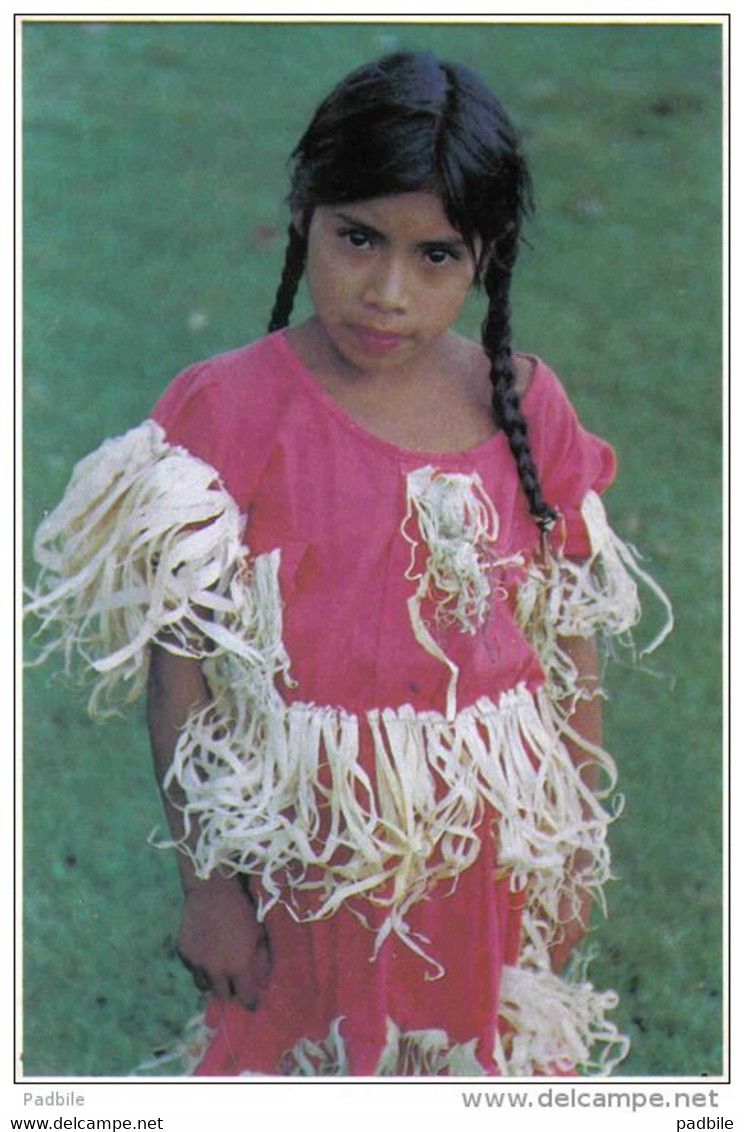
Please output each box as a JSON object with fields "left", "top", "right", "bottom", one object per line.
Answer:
{"left": 268, "top": 51, "right": 557, "bottom": 533}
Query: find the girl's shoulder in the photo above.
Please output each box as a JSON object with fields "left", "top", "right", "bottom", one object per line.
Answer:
{"left": 148, "top": 333, "right": 296, "bottom": 507}
{"left": 442, "top": 336, "right": 585, "bottom": 457}
{"left": 520, "top": 354, "right": 617, "bottom": 524}
{"left": 151, "top": 332, "right": 291, "bottom": 422}
{"left": 451, "top": 336, "right": 556, "bottom": 407}
{"left": 515, "top": 352, "right": 584, "bottom": 430}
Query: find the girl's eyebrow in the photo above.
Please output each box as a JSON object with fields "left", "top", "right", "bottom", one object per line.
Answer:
{"left": 333, "top": 212, "right": 383, "bottom": 237}
{"left": 332, "top": 210, "right": 467, "bottom": 250}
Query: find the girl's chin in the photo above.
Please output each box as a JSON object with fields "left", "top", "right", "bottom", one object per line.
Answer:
{"left": 303, "top": 318, "right": 428, "bottom": 379}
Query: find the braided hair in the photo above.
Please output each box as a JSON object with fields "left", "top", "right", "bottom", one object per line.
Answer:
{"left": 268, "top": 51, "right": 557, "bottom": 533}
{"left": 268, "top": 222, "right": 306, "bottom": 333}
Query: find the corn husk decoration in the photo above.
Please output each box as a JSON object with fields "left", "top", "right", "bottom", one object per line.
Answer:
{"left": 132, "top": 1014, "right": 215, "bottom": 1077}
{"left": 147, "top": 988, "right": 626, "bottom": 1077}
{"left": 26, "top": 426, "right": 672, "bottom": 1077}
{"left": 24, "top": 421, "right": 292, "bottom": 715}
{"left": 402, "top": 466, "right": 523, "bottom": 720}
{"left": 494, "top": 961, "right": 631, "bottom": 1076}
{"left": 516, "top": 490, "right": 673, "bottom": 705}
{"left": 279, "top": 1017, "right": 351, "bottom": 1076}
{"left": 163, "top": 682, "right": 618, "bottom": 983}
{"left": 375, "top": 1017, "right": 484, "bottom": 1076}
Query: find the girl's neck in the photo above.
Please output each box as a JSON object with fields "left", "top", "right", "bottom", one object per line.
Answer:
{"left": 286, "top": 318, "right": 500, "bottom": 453}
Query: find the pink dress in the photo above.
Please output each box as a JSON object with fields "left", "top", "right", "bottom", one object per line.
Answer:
{"left": 146, "top": 331, "right": 618, "bottom": 1076}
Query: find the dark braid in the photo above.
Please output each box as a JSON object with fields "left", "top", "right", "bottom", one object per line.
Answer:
{"left": 482, "top": 247, "right": 558, "bottom": 535}
{"left": 268, "top": 223, "right": 307, "bottom": 333}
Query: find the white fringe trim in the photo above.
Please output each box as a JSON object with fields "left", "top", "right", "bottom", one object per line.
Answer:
{"left": 516, "top": 490, "right": 674, "bottom": 702}
{"left": 375, "top": 1017, "right": 484, "bottom": 1076}
{"left": 132, "top": 1014, "right": 215, "bottom": 1076}
{"left": 166, "top": 681, "right": 617, "bottom": 975}
{"left": 26, "top": 431, "right": 647, "bottom": 1076}
{"left": 26, "top": 430, "right": 625, "bottom": 970}
{"left": 147, "top": 990, "right": 627, "bottom": 1077}
{"left": 402, "top": 465, "right": 523, "bottom": 720}
{"left": 494, "top": 963, "right": 631, "bottom": 1076}
{"left": 279, "top": 1017, "right": 350, "bottom": 1075}
{"left": 25, "top": 421, "right": 291, "bottom": 716}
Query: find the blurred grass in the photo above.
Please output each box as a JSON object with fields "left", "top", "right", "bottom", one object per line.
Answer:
{"left": 22, "top": 19, "right": 723, "bottom": 1077}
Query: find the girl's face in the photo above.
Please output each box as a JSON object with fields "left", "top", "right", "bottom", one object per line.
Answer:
{"left": 300, "top": 192, "right": 480, "bottom": 379}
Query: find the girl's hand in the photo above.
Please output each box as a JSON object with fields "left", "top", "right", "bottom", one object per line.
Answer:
{"left": 176, "top": 874, "right": 272, "bottom": 1011}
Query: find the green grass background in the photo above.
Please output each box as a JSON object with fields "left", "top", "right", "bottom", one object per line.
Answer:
{"left": 22, "top": 19, "right": 724, "bottom": 1078}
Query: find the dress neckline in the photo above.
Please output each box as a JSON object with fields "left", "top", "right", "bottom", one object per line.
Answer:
{"left": 272, "top": 329, "right": 544, "bottom": 466}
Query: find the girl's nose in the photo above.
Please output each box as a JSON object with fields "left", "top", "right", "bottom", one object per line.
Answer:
{"left": 363, "top": 256, "right": 408, "bottom": 313}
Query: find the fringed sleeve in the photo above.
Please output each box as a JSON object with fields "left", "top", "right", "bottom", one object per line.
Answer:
{"left": 24, "top": 420, "right": 287, "bottom": 717}
{"left": 517, "top": 365, "right": 673, "bottom": 700}
{"left": 516, "top": 490, "right": 674, "bottom": 703}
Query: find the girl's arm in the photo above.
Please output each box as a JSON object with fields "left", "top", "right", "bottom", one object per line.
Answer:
{"left": 147, "top": 645, "right": 271, "bottom": 1009}
{"left": 548, "top": 633, "right": 602, "bottom": 974}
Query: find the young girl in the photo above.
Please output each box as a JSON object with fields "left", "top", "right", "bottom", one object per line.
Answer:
{"left": 26, "top": 51, "right": 671, "bottom": 1077}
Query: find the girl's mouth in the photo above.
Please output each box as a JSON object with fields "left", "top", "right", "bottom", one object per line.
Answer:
{"left": 349, "top": 325, "right": 410, "bottom": 355}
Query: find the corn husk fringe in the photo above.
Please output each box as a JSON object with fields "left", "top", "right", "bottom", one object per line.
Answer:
{"left": 132, "top": 1014, "right": 215, "bottom": 1077}
{"left": 375, "top": 1017, "right": 484, "bottom": 1076}
{"left": 277, "top": 944, "right": 630, "bottom": 1077}
{"left": 165, "top": 681, "right": 617, "bottom": 976}
{"left": 402, "top": 465, "right": 523, "bottom": 720}
{"left": 139, "top": 982, "right": 625, "bottom": 1077}
{"left": 516, "top": 491, "right": 673, "bottom": 704}
{"left": 24, "top": 420, "right": 292, "bottom": 716}
{"left": 493, "top": 961, "right": 631, "bottom": 1076}
{"left": 279, "top": 1017, "right": 350, "bottom": 1076}
{"left": 26, "top": 425, "right": 665, "bottom": 1076}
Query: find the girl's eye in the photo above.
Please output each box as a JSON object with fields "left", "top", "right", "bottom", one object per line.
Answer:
{"left": 424, "top": 246, "right": 458, "bottom": 266}
{"left": 339, "top": 227, "right": 373, "bottom": 249}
